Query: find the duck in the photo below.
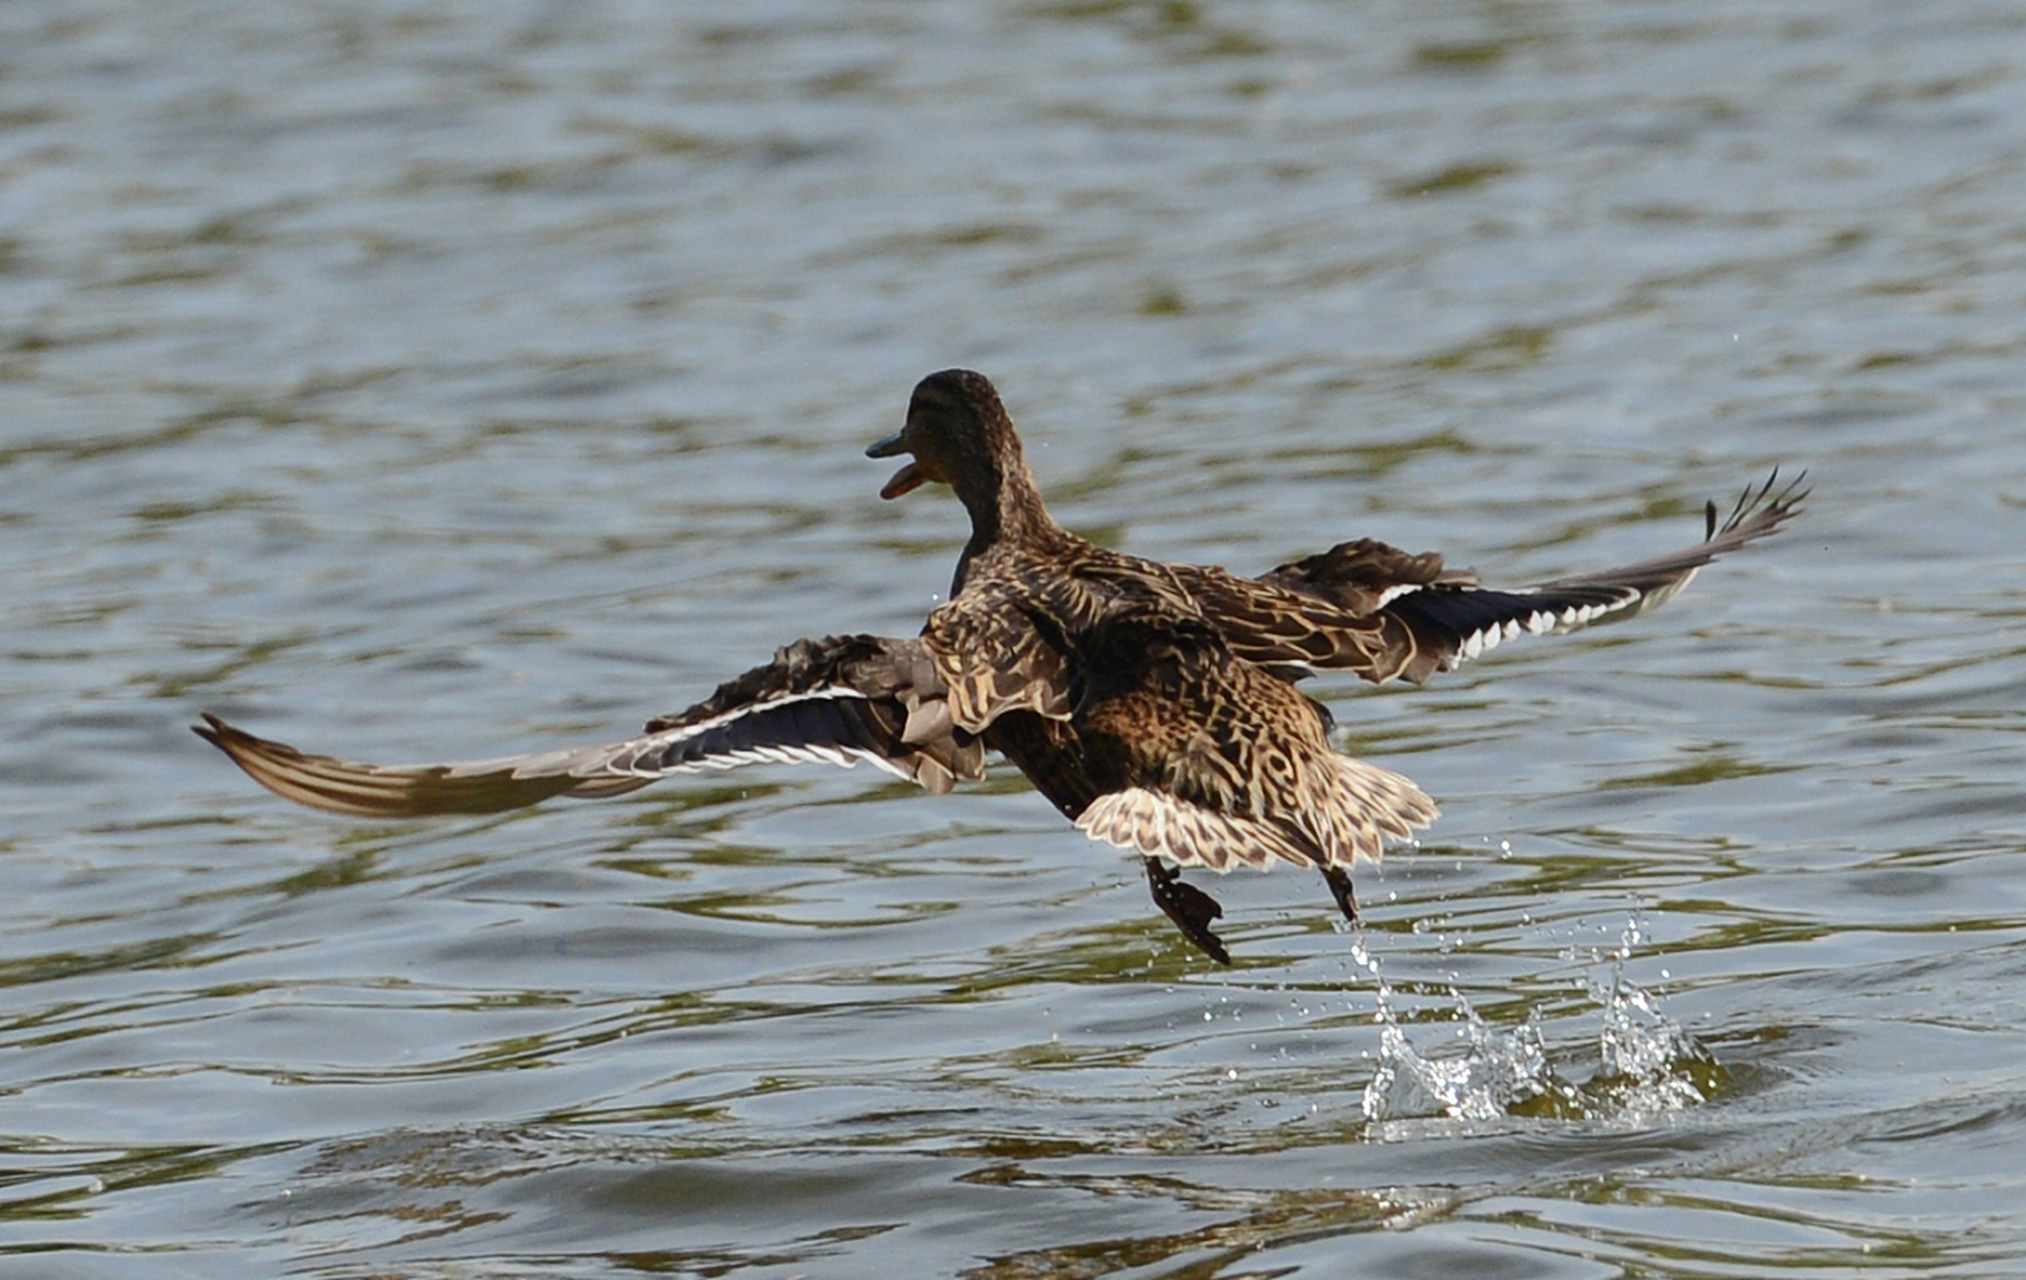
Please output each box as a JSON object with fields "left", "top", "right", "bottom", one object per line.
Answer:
{"left": 197, "top": 368, "right": 1804, "bottom": 962}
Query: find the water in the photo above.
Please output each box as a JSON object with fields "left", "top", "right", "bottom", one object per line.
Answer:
{"left": 5, "top": 0, "right": 2026, "bottom": 1275}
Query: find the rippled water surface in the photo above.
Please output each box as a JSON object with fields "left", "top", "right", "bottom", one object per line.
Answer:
{"left": 6, "top": 1, "right": 2026, "bottom": 1276}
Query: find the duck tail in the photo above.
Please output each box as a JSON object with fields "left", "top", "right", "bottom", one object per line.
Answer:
{"left": 1308, "top": 754, "right": 1439, "bottom": 868}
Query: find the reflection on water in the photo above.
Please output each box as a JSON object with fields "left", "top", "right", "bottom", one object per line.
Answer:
{"left": 7, "top": 0, "right": 2026, "bottom": 1276}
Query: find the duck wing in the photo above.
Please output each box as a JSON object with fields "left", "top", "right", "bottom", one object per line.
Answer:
{"left": 195, "top": 634, "right": 984, "bottom": 818}
{"left": 921, "top": 580, "right": 1077, "bottom": 731}
{"left": 1194, "top": 468, "right": 1805, "bottom": 685}
{"left": 1377, "top": 468, "right": 1807, "bottom": 679}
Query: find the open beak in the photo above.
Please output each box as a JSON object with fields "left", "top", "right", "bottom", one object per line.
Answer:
{"left": 867, "top": 430, "right": 926, "bottom": 500}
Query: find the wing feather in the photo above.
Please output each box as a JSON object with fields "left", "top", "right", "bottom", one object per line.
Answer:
{"left": 1184, "top": 468, "right": 1804, "bottom": 685}
{"left": 195, "top": 634, "right": 984, "bottom": 819}
{"left": 921, "top": 581, "right": 1075, "bottom": 731}
{"left": 1384, "top": 468, "right": 1808, "bottom": 677}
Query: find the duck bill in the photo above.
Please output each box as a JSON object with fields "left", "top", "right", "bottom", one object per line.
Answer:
{"left": 867, "top": 431, "right": 926, "bottom": 498}
{"left": 879, "top": 460, "right": 927, "bottom": 500}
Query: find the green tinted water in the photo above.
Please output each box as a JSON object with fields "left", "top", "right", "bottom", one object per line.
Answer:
{"left": 5, "top": 1, "right": 2025, "bottom": 1276}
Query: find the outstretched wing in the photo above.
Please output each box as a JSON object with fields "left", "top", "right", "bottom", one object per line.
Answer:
{"left": 195, "top": 634, "right": 985, "bottom": 819}
{"left": 1379, "top": 468, "right": 1807, "bottom": 679}
{"left": 1189, "top": 469, "right": 1804, "bottom": 685}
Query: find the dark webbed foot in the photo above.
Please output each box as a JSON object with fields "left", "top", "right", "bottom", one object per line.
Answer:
{"left": 1144, "top": 857, "right": 1229, "bottom": 964}
{"left": 1322, "top": 864, "right": 1359, "bottom": 925}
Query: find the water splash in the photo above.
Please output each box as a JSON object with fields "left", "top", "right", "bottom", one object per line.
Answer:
{"left": 1361, "top": 915, "right": 1714, "bottom": 1133}
{"left": 1361, "top": 991, "right": 1555, "bottom": 1125}
{"left": 1588, "top": 921, "right": 1715, "bottom": 1119}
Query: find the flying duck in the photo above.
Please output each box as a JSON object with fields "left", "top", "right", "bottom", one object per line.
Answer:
{"left": 197, "top": 369, "right": 1804, "bottom": 962}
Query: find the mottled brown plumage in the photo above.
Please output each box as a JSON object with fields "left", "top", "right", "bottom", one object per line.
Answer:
{"left": 198, "top": 368, "right": 1804, "bottom": 962}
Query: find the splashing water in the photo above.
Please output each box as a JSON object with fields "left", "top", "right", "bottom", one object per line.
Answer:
{"left": 1361, "top": 915, "right": 1713, "bottom": 1133}
{"left": 1589, "top": 921, "right": 1715, "bottom": 1119}
{"left": 1362, "top": 992, "right": 1555, "bottom": 1125}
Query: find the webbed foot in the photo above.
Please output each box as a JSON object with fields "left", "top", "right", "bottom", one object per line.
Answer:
{"left": 1145, "top": 857, "right": 1230, "bottom": 964}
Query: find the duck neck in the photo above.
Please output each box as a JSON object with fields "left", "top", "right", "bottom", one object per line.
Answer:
{"left": 964, "top": 471, "right": 1054, "bottom": 546}
{"left": 950, "top": 442, "right": 1065, "bottom": 591}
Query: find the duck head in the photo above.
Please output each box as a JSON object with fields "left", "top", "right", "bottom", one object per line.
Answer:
{"left": 867, "top": 369, "right": 1056, "bottom": 544}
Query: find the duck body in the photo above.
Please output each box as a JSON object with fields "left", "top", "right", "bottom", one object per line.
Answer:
{"left": 199, "top": 369, "right": 1804, "bottom": 962}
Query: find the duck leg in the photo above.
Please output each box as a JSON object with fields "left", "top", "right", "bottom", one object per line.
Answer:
{"left": 1322, "top": 864, "right": 1359, "bottom": 925}
{"left": 1144, "top": 857, "right": 1230, "bottom": 964}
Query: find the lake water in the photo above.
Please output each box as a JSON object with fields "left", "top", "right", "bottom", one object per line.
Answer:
{"left": 5, "top": 1, "right": 2026, "bottom": 1276}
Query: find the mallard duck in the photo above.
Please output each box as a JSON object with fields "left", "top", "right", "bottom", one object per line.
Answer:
{"left": 197, "top": 369, "right": 1804, "bottom": 962}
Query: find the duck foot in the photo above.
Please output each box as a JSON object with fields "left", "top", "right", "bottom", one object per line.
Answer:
{"left": 1322, "top": 864, "right": 1359, "bottom": 925}
{"left": 1145, "top": 857, "right": 1229, "bottom": 964}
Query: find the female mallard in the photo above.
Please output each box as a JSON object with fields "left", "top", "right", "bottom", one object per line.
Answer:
{"left": 198, "top": 369, "right": 1803, "bottom": 962}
